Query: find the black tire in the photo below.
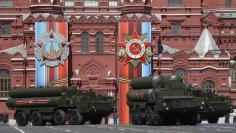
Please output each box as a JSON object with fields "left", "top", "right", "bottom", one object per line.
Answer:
{"left": 188, "top": 114, "right": 198, "bottom": 125}
{"left": 145, "top": 107, "right": 153, "bottom": 125}
{"left": 197, "top": 113, "right": 202, "bottom": 123}
{"left": 15, "top": 112, "right": 28, "bottom": 126}
{"left": 152, "top": 112, "right": 163, "bottom": 126}
{"left": 179, "top": 118, "right": 187, "bottom": 125}
{"left": 90, "top": 116, "right": 102, "bottom": 124}
{"left": 163, "top": 117, "right": 177, "bottom": 125}
{"left": 69, "top": 109, "right": 83, "bottom": 125}
{"left": 135, "top": 107, "right": 146, "bottom": 125}
{"left": 53, "top": 110, "right": 66, "bottom": 125}
{"left": 130, "top": 107, "right": 137, "bottom": 125}
{"left": 207, "top": 117, "right": 219, "bottom": 124}
{"left": 30, "top": 111, "right": 45, "bottom": 126}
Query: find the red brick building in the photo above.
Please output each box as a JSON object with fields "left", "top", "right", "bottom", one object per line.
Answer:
{"left": 1, "top": 0, "right": 236, "bottom": 116}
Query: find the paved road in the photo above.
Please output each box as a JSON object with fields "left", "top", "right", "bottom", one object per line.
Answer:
{"left": 1, "top": 124, "right": 236, "bottom": 133}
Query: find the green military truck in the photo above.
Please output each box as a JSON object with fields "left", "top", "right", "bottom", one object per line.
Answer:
{"left": 6, "top": 87, "right": 116, "bottom": 126}
{"left": 191, "top": 88, "right": 233, "bottom": 123}
{"left": 126, "top": 76, "right": 202, "bottom": 126}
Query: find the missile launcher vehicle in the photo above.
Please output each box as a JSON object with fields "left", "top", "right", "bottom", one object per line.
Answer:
{"left": 127, "top": 76, "right": 202, "bottom": 126}
{"left": 6, "top": 87, "right": 116, "bottom": 126}
{"left": 191, "top": 88, "right": 233, "bottom": 123}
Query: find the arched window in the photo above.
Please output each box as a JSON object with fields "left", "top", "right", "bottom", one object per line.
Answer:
{"left": 81, "top": 32, "right": 89, "bottom": 53}
{"left": 202, "top": 80, "right": 215, "bottom": 89}
{"left": 174, "top": 68, "right": 187, "bottom": 83}
{"left": 0, "top": 69, "right": 11, "bottom": 97}
{"left": 96, "top": 31, "right": 104, "bottom": 52}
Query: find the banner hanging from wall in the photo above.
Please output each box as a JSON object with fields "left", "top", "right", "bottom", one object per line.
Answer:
{"left": 118, "top": 22, "right": 152, "bottom": 124}
{"left": 35, "top": 22, "right": 69, "bottom": 87}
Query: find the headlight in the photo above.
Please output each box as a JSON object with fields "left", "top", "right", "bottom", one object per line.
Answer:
{"left": 201, "top": 101, "right": 205, "bottom": 105}
{"left": 209, "top": 106, "right": 213, "bottom": 110}
{"left": 163, "top": 102, "right": 167, "bottom": 106}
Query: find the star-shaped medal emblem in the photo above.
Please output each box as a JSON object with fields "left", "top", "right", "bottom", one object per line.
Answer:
{"left": 118, "top": 32, "right": 152, "bottom": 67}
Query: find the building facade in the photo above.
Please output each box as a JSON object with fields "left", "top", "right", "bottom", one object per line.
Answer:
{"left": 1, "top": 0, "right": 236, "bottom": 117}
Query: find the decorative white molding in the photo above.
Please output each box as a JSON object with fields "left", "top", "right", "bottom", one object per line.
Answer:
{"left": 190, "top": 66, "right": 229, "bottom": 70}
{"left": 72, "top": 32, "right": 115, "bottom": 35}
{"left": 153, "top": 68, "right": 173, "bottom": 70}
{"left": 26, "top": 68, "right": 36, "bottom": 71}
{"left": 13, "top": 68, "right": 35, "bottom": 71}
{"left": 11, "top": 57, "right": 35, "bottom": 61}
{"left": 0, "top": 98, "right": 8, "bottom": 100}
{"left": 153, "top": 57, "right": 173, "bottom": 60}
{"left": 64, "top": 12, "right": 121, "bottom": 15}
{"left": 189, "top": 58, "right": 230, "bottom": 60}
{"left": 0, "top": 18, "right": 17, "bottom": 20}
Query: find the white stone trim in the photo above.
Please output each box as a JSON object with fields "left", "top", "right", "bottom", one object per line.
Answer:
{"left": 27, "top": 57, "right": 35, "bottom": 60}
{"left": 12, "top": 68, "right": 35, "bottom": 71}
{"left": 0, "top": 98, "right": 8, "bottom": 100}
{"left": 11, "top": 58, "right": 24, "bottom": 61}
{"left": 152, "top": 29, "right": 161, "bottom": 32}
{"left": 189, "top": 58, "right": 230, "bottom": 60}
{"left": 26, "top": 68, "right": 35, "bottom": 71}
{"left": 29, "top": 4, "right": 63, "bottom": 7}
{"left": 159, "top": 14, "right": 202, "bottom": 16}
{"left": 153, "top": 57, "right": 173, "bottom": 60}
{"left": 207, "top": 9, "right": 236, "bottom": 12}
{"left": 153, "top": 68, "right": 173, "bottom": 70}
{"left": 190, "top": 66, "right": 229, "bottom": 70}
{"left": 11, "top": 57, "right": 36, "bottom": 61}
{"left": 24, "top": 30, "right": 35, "bottom": 32}
{"left": 0, "top": 18, "right": 17, "bottom": 20}
{"left": 64, "top": 12, "right": 121, "bottom": 15}
{"left": 13, "top": 68, "right": 24, "bottom": 71}
{"left": 71, "top": 78, "right": 80, "bottom": 80}
{"left": 72, "top": 32, "right": 115, "bottom": 35}
{"left": 153, "top": 7, "right": 202, "bottom": 9}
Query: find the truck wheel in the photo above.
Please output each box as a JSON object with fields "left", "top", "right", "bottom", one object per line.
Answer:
{"left": 90, "top": 116, "right": 102, "bottom": 124}
{"left": 188, "top": 114, "right": 198, "bottom": 125}
{"left": 153, "top": 112, "right": 163, "bottom": 126}
{"left": 15, "top": 112, "right": 28, "bottom": 126}
{"left": 207, "top": 117, "right": 219, "bottom": 123}
{"left": 197, "top": 113, "right": 202, "bottom": 123}
{"left": 30, "top": 111, "right": 45, "bottom": 126}
{"left": 53, "top": 110, "right": 66, "bottom": 125}
{"left": 69, "top": 109, "right": 83, "bottom": 125}
{"left": 179, "top": 118, "right": 187, "bottom": 125}
{"left": 145, "top": 107, "right": 153, "bottom": 125}
{"left": 136, "top": 108, "right": 145, "bottom": 125}
{"left": 130, "top": 107, "right": 138, "bottom": 125}
{"left": 163, "top": 116, "right": 177, "bottom": 125}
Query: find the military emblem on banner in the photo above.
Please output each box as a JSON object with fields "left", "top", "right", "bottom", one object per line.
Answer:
{"left": 118, "top": 32, "right": 152, "bottom": 67}
{"left": 35, "top": 31, "right": 70, "bottom": 67}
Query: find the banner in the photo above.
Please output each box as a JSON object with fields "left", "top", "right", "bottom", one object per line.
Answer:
{"left": 118, "top": 22, "right": 152, "bottom": 124}
{"left": 35, "top": 22, "right": 69, "bottom": 87}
